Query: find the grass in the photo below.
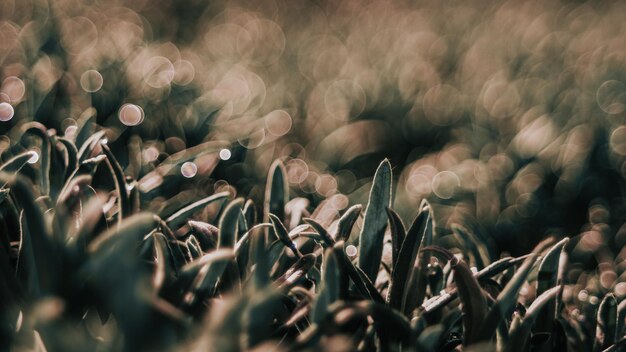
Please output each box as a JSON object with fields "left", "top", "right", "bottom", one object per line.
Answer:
{"left": 2, "top": 0, "right": 626, "bottom": 351}
{"left": 0, "top": 138, "right": 624, "bottom": 351}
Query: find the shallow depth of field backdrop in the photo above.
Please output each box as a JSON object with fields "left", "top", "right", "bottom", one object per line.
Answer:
{"left": 2, "top": 0, "right": 626, "bottom": 349}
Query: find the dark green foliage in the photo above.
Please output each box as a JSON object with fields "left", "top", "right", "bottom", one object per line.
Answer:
{"left": 1, "top": 139, "right": 625, "bottom": 351}
{"left": 358, "top": 159, "right": 392, "bottom": 283}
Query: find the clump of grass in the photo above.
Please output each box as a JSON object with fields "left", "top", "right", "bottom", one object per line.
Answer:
{"left": 0, "top": 129, "right": 624, "bottom": 351}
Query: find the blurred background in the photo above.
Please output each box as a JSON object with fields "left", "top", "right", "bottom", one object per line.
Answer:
{"left": 1, "top": 0, "right": 625, "bottom": 259}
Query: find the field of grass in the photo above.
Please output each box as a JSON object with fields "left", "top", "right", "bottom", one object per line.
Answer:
{"left": 1, "top": 0, "right": 626, "bottom": 351}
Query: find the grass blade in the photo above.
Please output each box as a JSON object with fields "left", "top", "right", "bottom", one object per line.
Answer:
{"left": 534, "top": 238, "right": 569, "bottom": 338}
{"left": 304, "top": 218, "right": 335, "bottom": 247}
{"left": 76, "top": 130, "right": 106, "bottom": 163}
{"left": 20, "top": 123, "right": 51, "bottom": 196}
{"left": 451, "top": 224, "right": 489, "bottom": 269}
{"left": 420, "top": 245, "right": 490, "bottom": 346}
{"left": 165, "top": 192, "right": 230, "bottom": 229}
{"left": 217, "top": 198, "right": 244, "bottom": 249}
{"left": 401, "top": 200, "right": 434, "bottom": 316}
{"left": 88, "top": 212, "right": 158, "bottom": 253}
{"left": 101, "top": 142, "right": 130, "bottom": 225}
{"left": 386, "top": 207, "right": 406, "bottom": 269}
{"left": 475, "top": 239, "right": 553, "bottom": 342}
{"left": 0, "top": 151, "right": 39, "bottom": 185}
{"left": 594, "top": 294, "right": 618, "bottom": 352}
{"left": 335, "top": 204, "right": 362, "bottom": 242}
{"left": 312, "top": 248, "right": 340, "bottom": 324}
{"left": 1, "top": 173, "right": 56, "bottom": 298}
{"left": 507, "top": 286, "right": 561, "bottom": 352}
{"left": 188, "top": 220, "right": 219, "bottom": 252}
{"left": 358, "top": 159, "right": 392, "bottom": 283}
{"left": 269, "top": 213, "right": 300, "bottom": 257}
{"left": 264, "top": 159, "right": 288, "bottom": 223}
{"left": 56, "top": 137, "right": 79, "bottom": 187}
{"left": 337, "top": 247, "right": 385, "bottom": 303}
{"left": 387, "top": 203, "right": 429, "bottom": 312}
{"left": 275, "top": 253, "right": 316, "bottom": 288}
{"left": 250, "top": 224, "right": 270, "bottom": 289}
{"left": 616, "top": 299, "right": 626, "bottom": 342}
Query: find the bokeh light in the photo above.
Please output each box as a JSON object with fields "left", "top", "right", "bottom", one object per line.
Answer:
{"left": 1, "top": 76, "right": 25, "bottom": 103}
{"left": 27, "top": 151, "right": 39, "bottom": 164}
{"left": 0, "top": 103, "right": 14, "bottom": 122}
{"left": 219, "top": 148, "right": 231, "bottom": 160}
{"left": 80, "top": 70, "right": 104, "bottom": 93}
{"left": 264, "top": 110, "right": 292, "bottom": 137}
{"left": 181, "top": 162, "right": 198, "bottom": 178}
{"left": 118, "top": 104, "right": 145, "bottom": 126}
{"left": 345, "top": 245, "right": 358, "bottom": 257}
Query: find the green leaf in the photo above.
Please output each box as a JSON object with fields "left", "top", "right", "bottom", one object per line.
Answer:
{"left": 451, "top": 224, "right": 490, "bottom": 269}
{"left": 186, "top": 236, "right": 202, "bottom": 259}
{"left": 59, "top": 155, "right": 106, "bottom": 200}
{"left": 616, "top": 299, "right": 626, "bottom": 342}
{"left": 417, "top": 325, "right": 445, "bottom": 351}
{"left": 234, "top": 223, "right": 272, "bottom": 280}
{"left": 0, "top": 151, "right": 39, "bottom": 185}
{"left": 386, "top": 202, "right": 429, "bottom": 312}
{"left": 0, "top": 173, "right": 56, "bottom": 298}
{"left": 275, "top": 253, "right": 316, "bottom": 289}
{"left": 335, "top": 204, "right": 362, "bottom": 242}
{"left": 177, "top": 248, "right": 235, "bottom": 292}
{"left": 188, "top": 220, "right": 219, "bottom": 252}
{"left": 243, "top": 199, "right": 256, "bottom": 226}
{"left": 362, "top": 301, "right": 413, "bottom": 347}
{"left": 237, "top": 200, "right": 253, "bottom": 241}
{"left": 20, "top": 123, "right": 51, "bottom": 196}
{"left": 357, "top": 159, "right": 392, "bottom": 282}
{"left": 52, "top": 174, "right": 92, "bottom": 243}
{"left": 452, "top": 256, "right": 489, "bottom": 345}
{"left": 264, "top": 159, "right": 288, "bottom": 223}
{"left": 420, "top": 246, "right": 490, "bottom": 345}
{"left": 152, "top": 233, "right": 177, "bottom": 293}
{"left": 246, "top": 288, "right": 284, "bottom": 348}
{"left": 101, "top": 142, "right": 130, "bottom": 225}
{"left": 165, "top": 192, "right": 229, "bottom": 229}
{"left": 422, "top": 256, "right": 523, "bottom": 316}
{"left": 334, "top": 242, "right": 384, "bottom": 303}
{"left": 217, "top": 198, "right": 244, "bottom": 249}
{"left": 400, "top": 200, "right": 434, "bottom": 316}
{"left": 475, "top": 239, "right": 553, "bottom": 342}
{"left": 594, "top": 294, "right": 618, "bottom": 352}
{"left": 269, "top": 213, "right": 300, "bottom": 256}
{"left": 386, "top": 207, "right": 406, "bottom": 269}
{"left": 76, "top": 130, "right": 106, "bottom": 163}
{"left": 312, "top": 247, "right": 341, "bottom": 324}
{"left": 191, "top": 250, "right": 236, "bottom": 301}
{"left": 209, "top": 295, "right": 248, "bottom": 352}
{"left": 508, "top": 286, "right": 561, "bottom": 352}
{"left": 74, "top": 107, "right": 96, "bottom": 151}
{"left": 534, "top": 238, "right": 569, "bottom": 337}
{"left": 69, "top": 194, "right": 105, "bottom": 255}
{"left": 56, "top": 137, "right": 78, "bottom": 183}
{"left": 88, "top": 212, "right": 158, "bottom": 253}
{"left": 304, "top": 218, "right": 335, "bottom": 247}
{"left": 250, "top": 224, "right": 270, "bottom": 289}
{"left": 602, "top": 337, "right": 626, "bottom": 352}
